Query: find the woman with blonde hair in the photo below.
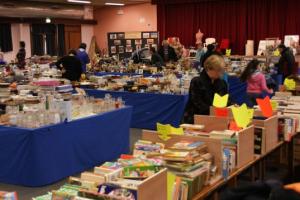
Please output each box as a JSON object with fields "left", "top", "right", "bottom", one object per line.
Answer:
{"left": 184, "top": 54, "right": 229, "bottom": 123}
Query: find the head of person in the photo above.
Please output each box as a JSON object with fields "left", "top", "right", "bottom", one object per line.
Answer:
{"left": 68, "top": 49, "right": 77, "bottom": 56}
{"left": 150, "top": 47, "right": 156, "bottom": 55}
{"left": 79, "top": 43, "right": 87, "bottom": 50}
{"left": 278, "top": 44, "right": 286, "bottom": 54}
{"left": 20, "top": 41, "right": 25, "bottom": 49}
{"left": 204, "top": 55, "right": 226, "bottom": 80}
{"left": 162, "top": 40, "right": 169, "bottom": 48}
{"left": 207, "top": 43, "right": 216, "bottom": 52}
{"left": 240, "top": 59, "right": 260, "bottom": 82}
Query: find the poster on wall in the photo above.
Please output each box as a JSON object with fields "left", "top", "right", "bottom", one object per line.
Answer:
{"left": 107, "top": 31, "right": 159, "bottom": 58}
{"left": 257, "top": 40, "right": 267, "bottom": 56}
{"left": 284, "top": 35, "right": 299, "bottom": 48}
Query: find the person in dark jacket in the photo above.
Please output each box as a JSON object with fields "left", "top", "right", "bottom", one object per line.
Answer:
{"left": 150, "top": 47, "right": 164, "bottom": 68}
{"left": 56, "top": 50, "right": 82, "bottom": 82}
{"left": 16, "top": 41, "right": 26, "bottom": 69}
{"left": 76, "top": 43, "right": 90, "bottom": 73}
{"left": 183, "top": 54, "right": 228, "bottom": 124}
{"left": 200, "top": 43, "right": 217, "bottom": 68}
{"left": 158, "top": 40, "right": 178, "bottom": 63}
{"left": 277, "top": 44, "right": 296, "bottom": 79}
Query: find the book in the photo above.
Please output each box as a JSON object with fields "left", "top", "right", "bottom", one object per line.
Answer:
{"left": 80, "top": 172, "right": 106, "bottom": 185}
{"left": 163, "top": 151, "right": 191, "bottom": 162}
{"left": 210, "top": 130, "right": 236, "bottom": 139}
{"left": 169, "top": 141, "right": 206, "bottom": 151}
{"left": 122, "top": 165, "right": 161, "bottom": 179}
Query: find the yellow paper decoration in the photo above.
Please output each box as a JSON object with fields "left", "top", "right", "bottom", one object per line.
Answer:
{"left": 231, "top": 104, "right": 253, "bottom": 128}
{"left": 213, "top": 94, "right": 229, "bottom": 108}
{"left": 271, "top": 100, "right": 278, "bottom": 111}
{"left": 157, "top": 123, "right": 183, "bottom": 141}
{"left": 171, "top": 127, "right": 184, "bottom": 135}
{"left": 284, "top": 78, "right": 296, "bottom": 91}
{"left": 167, "top": 172, "right": 176, "bottom": 200}
{"left": 226, "top": 49, "right": 231, "bottom": 56}
{"left": 273, "top": 49, "right": 280, "bottom": 56}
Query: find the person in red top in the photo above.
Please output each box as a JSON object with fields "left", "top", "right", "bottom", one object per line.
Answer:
{"left": 240, "top": 59, "right": 273, "bottom": 107}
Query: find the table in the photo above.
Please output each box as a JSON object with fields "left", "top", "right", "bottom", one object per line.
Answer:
{"left": 0, "top": 107, "right": 132, "bottom": 187}
{"left": 94, "top": 72, "right": 163, "bottom": 78}
{"left": 85, "top": 89, "right": 189, "bottom": 130}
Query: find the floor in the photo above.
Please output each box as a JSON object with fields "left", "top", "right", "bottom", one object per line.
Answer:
{"left": 0, "top": 128, "right": 142, "bottom": 200}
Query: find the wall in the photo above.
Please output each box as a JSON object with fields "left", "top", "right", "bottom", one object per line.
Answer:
{"left": 81, "top": 24, "right": 94, "bottom": 51}
{"left": 94, "top": 3, "right": 157, "bottom": 49}
{"left": 3, "top": 23, "right": 32, "bottom": 62}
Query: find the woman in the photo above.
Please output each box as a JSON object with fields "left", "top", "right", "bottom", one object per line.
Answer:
{"left": 56, "top": 50, "right": 82, "bottom": 82}
{"left": 16, "top": 41, "right": 26, "bottom": 69}
{"left": 184, "top": 54, "right": 229, "bottom": 124}
{"left": 240, "top": 59, "right": 273, "bottom": 107}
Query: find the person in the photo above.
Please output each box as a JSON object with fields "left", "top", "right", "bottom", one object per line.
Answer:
{"left": 150, "top": 47, "right": 164, "bottom": 68}
{"left": 0, "top": 52, "right": 6, "bottom": 65}
{"left": 76, "top": 43, "right": 90, "bottom": 73}
{"left": 200, "top": 43, "right": 217, "bottom": 68}
{"left": 277, "top": 44, "right": 296, "bottom": 79}
{"left": 16, "top": 41, "right": 26, "bottom": 69}
{"left": 158, "top": 40, "right": 178, "bottom": 63}
{"left": 183, "top": 54, "right": 229, "bottom": 123}
{"left": 56, "top": 50, "right": 82, "bottom": 82}
{"left": 194, "top": 43, "right": 205, "bottom": 71}
{"left": 240, "top": 59, "right": 273, "bottom": 107}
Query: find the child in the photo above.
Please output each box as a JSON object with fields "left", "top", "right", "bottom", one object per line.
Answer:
{"left": 240, "top": 59, "right": 273, "bottom": 107}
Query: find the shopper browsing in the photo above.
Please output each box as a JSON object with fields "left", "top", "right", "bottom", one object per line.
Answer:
{"left": 240, "top": 59, "right": 273, "bottom": 107}
{"left": 150, "top": 47, "right": 164, "bottom": 68}
{"left": 184, "top": 55, "right": 229, "bottom": 123}
{"left": 16, "top": 41, "right": 26, "bottom": 69}
{"left": 76, "top": 43, "right": 90, "bottom": 73}
{"left": 56, "top": 50, "right": 82, "bottom": 82}
{"left": 158, "top": 40, "right": 178, "bottom": 63}
{"left": 276, "top": 44, "right": 296, "bottom": 79}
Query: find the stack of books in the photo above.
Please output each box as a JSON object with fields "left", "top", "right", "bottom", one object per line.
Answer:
{"left": 133, "top": 140, "right": 164, "bottom": 157}
{"left": 0, "top": 191, "right": 18, "bottom": 200}
{"left": 162, "top": 141, "right": 212, "bottom": 200}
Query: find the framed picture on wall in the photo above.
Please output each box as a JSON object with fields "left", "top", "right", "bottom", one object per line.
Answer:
{"left": 118, "top": 33, "right": 125, "bottom": 39}
{"left": 111, "top": 46, "right": 116, "bottom": 54}
{"left": 114, "top": 40, "right": 121, "bottom": 45}
{"left": 126, "top": 45, "right": 133, "bottom": 53}
{"left": 150, "top": 32, "right": 158, "bottom": 38}
{"left": 119, "top": 46, "right": 124, "bottom": 53}
{"left": 147, "top": 39, "right": 154, "bottom": 44}
{"left": 135, "top": 39, "right": 142, "bottom": 45}
{"left": 126, "top": 40, "right": 132, "bottom": 45}
{"left": 110, "top": 34, "right": 117, "bottom": 39}
{"left": 142, "top": 33, "right": 150, "bottom": 39}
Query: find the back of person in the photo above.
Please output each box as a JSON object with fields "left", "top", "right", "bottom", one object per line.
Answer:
{"left": 76, "top": 43, "right": 90, "bottom": 73}
{"left": 247, "top": 71, "right": 267, "bottom": 94}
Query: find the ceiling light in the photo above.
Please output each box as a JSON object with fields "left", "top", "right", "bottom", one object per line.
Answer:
{"left": 45, "top": 17, "right": 51, "bottom": 23}
{"left": 67, "top": 0, "right": 91, "bottom": 4}
{"left": 105, "top": 2, "right": 125, "bottom": 6}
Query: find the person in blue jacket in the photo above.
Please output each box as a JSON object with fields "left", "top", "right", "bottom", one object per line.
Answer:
{"left": 76, "top": 43, "right": 90, "bottom": 73}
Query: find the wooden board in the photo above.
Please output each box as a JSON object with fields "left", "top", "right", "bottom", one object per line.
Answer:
{"left": 194, "top": 115, "right": 229, "bottom": 132}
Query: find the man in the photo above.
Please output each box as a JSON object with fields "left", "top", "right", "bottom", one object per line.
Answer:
{"left": 194, "top": 43, "right": 205, "bottom": 71}
{"left": 150, "top": 47, "right": 164, "bottom": 68}
{"left": 277, "top": 44, "right": 296, "bottom": 79}
{"left": 56, "top": 50, "right": 82, "bottom": 82}
{"left": 76, "top": 43, "right": 90, "bottom": 73}
{"left": 200, "top": 43, "right": 217, "bottom": 68}
{"left": 158, "top": 40, "right": 178, "bottom": 63}
{"left": 16, "top": 41, "right": 26, "bottom": 69}
{"left": 184, "top": 55, "right": 228, "bottom": 123}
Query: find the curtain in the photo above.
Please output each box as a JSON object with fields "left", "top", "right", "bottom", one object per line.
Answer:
{"left": 155, "top": 0, "right": 300, "bottom": 54}
{"left": 0, "top": 23, "right": 13, "bottom": 52}
{"left": 57, "top": 24, "right": 65, "bottom": 57}
{"left": 31, "top": 24, "right": 57, "bottom": 56}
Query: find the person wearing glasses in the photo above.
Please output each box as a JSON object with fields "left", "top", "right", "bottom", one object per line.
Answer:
{"left": 184, "top": 54, "right": 228, "bottom": 123}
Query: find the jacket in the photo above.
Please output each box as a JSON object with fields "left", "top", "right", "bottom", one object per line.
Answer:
{"left": 16, "top": 48, "right": 26, "bottom": 69}
{"left": 278, "top": 48, "right": 296, "bottom": 78}
{"left": 184, "top": 70, "right": 229, "bottom": 123}
{"left": 247, "top": 71, "right": 273, "bottom": 94}
{"left": 151, "top": 53, "right": 164, "bottom": 67}
{"left": 158, "top": 46, "right": 178, "bottom": 62}
{"left": 56, "top": 56, "right": 83, "bottom": 81}
{"left": 76, "top": 49, "right": 90, "bottom": 73}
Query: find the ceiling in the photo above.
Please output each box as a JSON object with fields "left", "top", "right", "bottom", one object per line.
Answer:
{"left": 21, "top": 0, "right": 151, "bottom": 6}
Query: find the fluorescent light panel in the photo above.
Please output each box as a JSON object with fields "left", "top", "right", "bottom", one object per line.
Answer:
{"left": 105, "top": 2, "right": 125, "bottom": 6}
{"left": 67, "top": 0, "right": 91, "bottom": 4}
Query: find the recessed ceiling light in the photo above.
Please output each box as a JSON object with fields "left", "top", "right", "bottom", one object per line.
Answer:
{"left": 45, "top": 17, "right": 51, "bottom": 23}
{"left": 105, "top": 2, "right": 125, "bottom": 6}
{"left": 67, "top": 0, "right": 91, "bottom": 4}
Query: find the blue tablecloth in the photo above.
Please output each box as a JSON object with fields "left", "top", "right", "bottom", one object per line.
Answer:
{"left": 85, "top": 89, "right": 189, "bottom": 130}
{"left": 228, "top": 76, "right": 247, "bottom": 105}
{"left": 0, "top": 107, "right": 132, "bottom": 187}
{"left": 94, "top": 72, "right": 163, "bottom": 78}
